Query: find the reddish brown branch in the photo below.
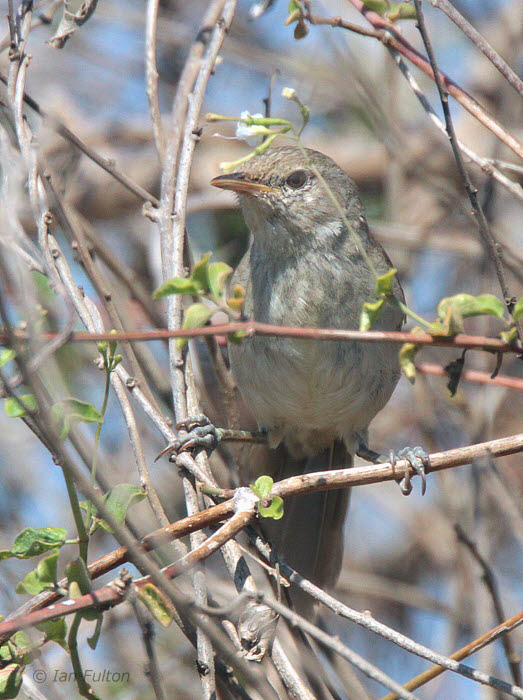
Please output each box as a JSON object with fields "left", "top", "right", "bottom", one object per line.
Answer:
{"left": 416, "top": 362, "right": 523, "bottom": 391}
{"left": 0, "top": 323, "right": 518, "bottom": 352}
{"left": 341, "top": 1, "right": 523, "bottom": 160}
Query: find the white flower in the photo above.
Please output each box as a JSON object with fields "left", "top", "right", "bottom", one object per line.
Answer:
{"left": 236, "top": 111, "right": 265, "bottom": 145}
{"left": 281, "top": 87, "right": 296, "bottom": 100}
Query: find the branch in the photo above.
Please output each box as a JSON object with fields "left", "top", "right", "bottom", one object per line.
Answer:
{"left": 0, "top": 323, "right": 519, "bottom": 352}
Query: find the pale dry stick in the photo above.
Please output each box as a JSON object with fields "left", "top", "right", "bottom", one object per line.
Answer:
{"left": 381, "top": 610, "right": 523, "bottom": 700}
{"left": 416, "top": 361, "right": 523, "bottom": 391}
{"left": 167, "top": 0, "right": 237, "bottom": 424}
{"left": 0, "top": 0, "right": 62, "bottom": 54}
{"left": 390, "top": 49, "right": 523, "bottom": 203}
{"left": 272, "top": 433, "right": 523, "bottom": 499}
{"left": 0, "top": 71, "right": 159, "bottom": 205}
{"left": 253, "top": 596, "right": 422, "bottom": 700}
{"left": 158, "top": 0, "right": 227, "bottom": 423}
{"left": 84, "top": 296, "right": 172, "bottom": 529}
{"left": 252, "top": 562, "right": 523, "bottom": 699}
{"left": 131, "top": 599, "right": 166, "bottom": 700}
{"left": 48, "top": 233, "right": 173, "bottom": 531}
{"left": 184, "top": 361, "right": 216, "bottom": 699}
{"left": 145, "top": 0, "right": 165, "bottom": 159}
{"left": 345, "top": 0, "right": 523, "bottom": 161}
{"left": 431, "top": 0, "right": 523, "bottom": 98}
{"left": 413, "top": 0, "right": 522, "bottom": 341}
{"left": 455, "top": 524, "right": 522, "bottom": 686}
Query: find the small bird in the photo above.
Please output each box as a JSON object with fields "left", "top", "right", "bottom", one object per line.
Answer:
{"left": 210, "top": 146, "right": 426, "bottom": 607}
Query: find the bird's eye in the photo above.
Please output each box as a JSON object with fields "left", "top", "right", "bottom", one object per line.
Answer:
{"left": 285, "top": 170, "right": 307, "bottom": 189}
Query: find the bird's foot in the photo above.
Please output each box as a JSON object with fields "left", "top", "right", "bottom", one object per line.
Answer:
{"left": 356, "top": 441, "right": 429, "bottom": 496}
{"left": 155, "top": 414, "right": 221, "bottom": 461}
{"left": 390, "top": 446, "right": 429, "bottom": 496}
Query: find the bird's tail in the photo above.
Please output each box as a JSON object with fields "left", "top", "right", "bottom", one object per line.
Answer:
{"left": 243, "top": 440, "right": 351, "bottom": 614}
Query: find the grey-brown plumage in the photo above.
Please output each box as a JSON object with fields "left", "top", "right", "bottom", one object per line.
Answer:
{"left": 212, "top": 146, "right": 405, "bottom": 606}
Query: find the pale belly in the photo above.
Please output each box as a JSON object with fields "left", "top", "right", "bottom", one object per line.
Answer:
{"left": 229, "top": 334, "right": 400, "bottom": 456}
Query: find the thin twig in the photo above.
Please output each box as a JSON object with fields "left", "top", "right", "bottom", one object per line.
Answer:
{"left": 455, "top": 524, "right": 522, "bottom": 686}
{"left": 416, "top": 361, "right": 523, "bottom": 391}
{"left": 431, "top": 0, "right": 523, "bottom": 98}
{"left": 412, "top": 0, "right": 523, "bottom": 338}
{"left": 145, "top": 0, "right": 165, "bottom": 158}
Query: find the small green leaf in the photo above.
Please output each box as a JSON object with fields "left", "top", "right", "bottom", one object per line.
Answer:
{"left": 227, "top": 330, "right": 247, "bottom": 344}
{"left": 36, "top": 618, "right": 68, "bottom": 652}
{"left": 375, "top": 268, "right": 397, "bottom": 296}
{"left": 138, "top": 584, "right": 174, "bottom": 628}
{"left": 153, "top": 277, "right": 202, "bottom": 299}
{"left": 191, "top": 252, "right": 212, "bottom": 294}
{"left": 87, "top": 614, "right": 103, "bottom": 650}
{"left": 208, "top": 262, "right": 233, "bottom": 299}
{"left": 16, "top": 570, "right": 46, "bottom": 596}
{"left": 0, "top": 348, "right": 15, "bottom": 369}
{"left": 399, "top": 342, "right": 418, "bottom": 384}
{"left": 0, "top": 663, "right": 23, "bottom": 699}
{"left": 250, "top": 475, "right": 274, "bottom": 499}
{"left": 16, "top": 549, "right": 59, "bottom": 595}
{"left": 9, "top": 528, "right": 66, "bottom": 559}
{"left": 66, "top": 557, "right": 91, "bottom": 598}
{"left": 103, "top": 483, "right": 146, "bottom": 530}
{"left": 361, "top": 0, "right": 388, "bottom": 14}
{"left": 176, "top": 303, "right": 214, "bottom": 350}
{"left": 437, "top": 293, "right": 505, "bottom": 323}
{"left": 52, "top": 398, "right": 104, "bottom": 440}
{"left": 360, "top": 299, "right": 384, "bottom": 331}
{"left": 258, "top": 496, "right": 284, "bottom": 520}
{"left": 513, "top": 297, "right": 523, "bottom": 322}
{"left": 501, "top": 326, "right": 518, "bottom": 343}
{"left": 387, "top": 3, "right": 417, "bottom": 20}
{"left": 4, "top": 394, "right": 36, "bottom": 418}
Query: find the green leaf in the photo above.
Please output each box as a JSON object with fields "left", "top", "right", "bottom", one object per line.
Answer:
{"left": 66, "top": 557, "right": 91, "bottom": 597}
{"left": 16, "top": 549, "right": 59, "bottom": 595}
{"left": 138, "top": 584, "right": 174, "bottom": 628}
{"left": 437, "top": 293, "right": 505, "bottom": 323}
{"left": 153, "top": 277, "right": 202, "bottom": 299}
{"left": 0, "top": 632, "right": 39, "bottom": 666}
{"left": 102, "top": 483, "right": 146, "bottom": 530}
{"left": 375, "top": 268, "right": 397, "bottom": 296}
{"left": 501, "top": 326, "right": 518, "bottom": 343}
{"left": 399, "top": 342, "right": 418, "bottom": 384}
{"left": 16, "top": 570, "right": 46, "bottom": 596}
{"left": 0, "top": 348, "right": 15, "bottom": 369}
{"left": 513, "top": 296, "right": 523, "bottom": 322}
{"left": 258, "top": 496, "right": 284, "bottom": 520}
{"left": 36, "top": 618, "right": 68, "bottom": 652}
{"left": 87, "top": 614, "right": 103, "bottom": 650}
{"left": 208, "top": 262, "right": 233, "bottom": 299}
{"left": 227, "top": 330, "right": 247, "bottom": 344}
{"left": 4, "top": 394, "right": 36, "bottom": 418}
{"left": 250, "top": 475, "right": 274, "bottom": 499}
{"left": 191, "top": 252, "right": 212, "bottom": 294}
{"left": 387, "top": 3, "right": 417, "bottom": 20}
{"left": 176, "top": 303, "right": 214, "bottom": 350}
{"left": 360, "top": 299, "right": 384, "bottom": 331}
{"left": 0, "top": 663, "right": 23, "bottom": 699}
{"left": 52, "top": 398, "right": 104, "bottom": 440}
{"left": 361, "top": 0, "right": 388, "bottom": 14}
{"left": 9, "top": 528, "right": 66, "bottom": 559}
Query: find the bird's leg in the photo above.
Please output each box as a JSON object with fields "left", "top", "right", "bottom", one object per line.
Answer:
{"left": 155, "top": 414, "right": 267, "bottom": 461}
{"left": 356, "top": 439, "right": 429, "bottom": 496}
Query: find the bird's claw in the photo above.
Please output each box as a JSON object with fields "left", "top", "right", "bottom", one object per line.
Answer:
{"left": 391, "top": 446, "right": 429, "bottom": 496}
{"left": 155, "top": 414, "right": 221, "bottom": 461}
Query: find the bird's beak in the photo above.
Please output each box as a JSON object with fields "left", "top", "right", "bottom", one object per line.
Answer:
{"left": 210, "top": 172, "right": 276, "bottom": 194}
